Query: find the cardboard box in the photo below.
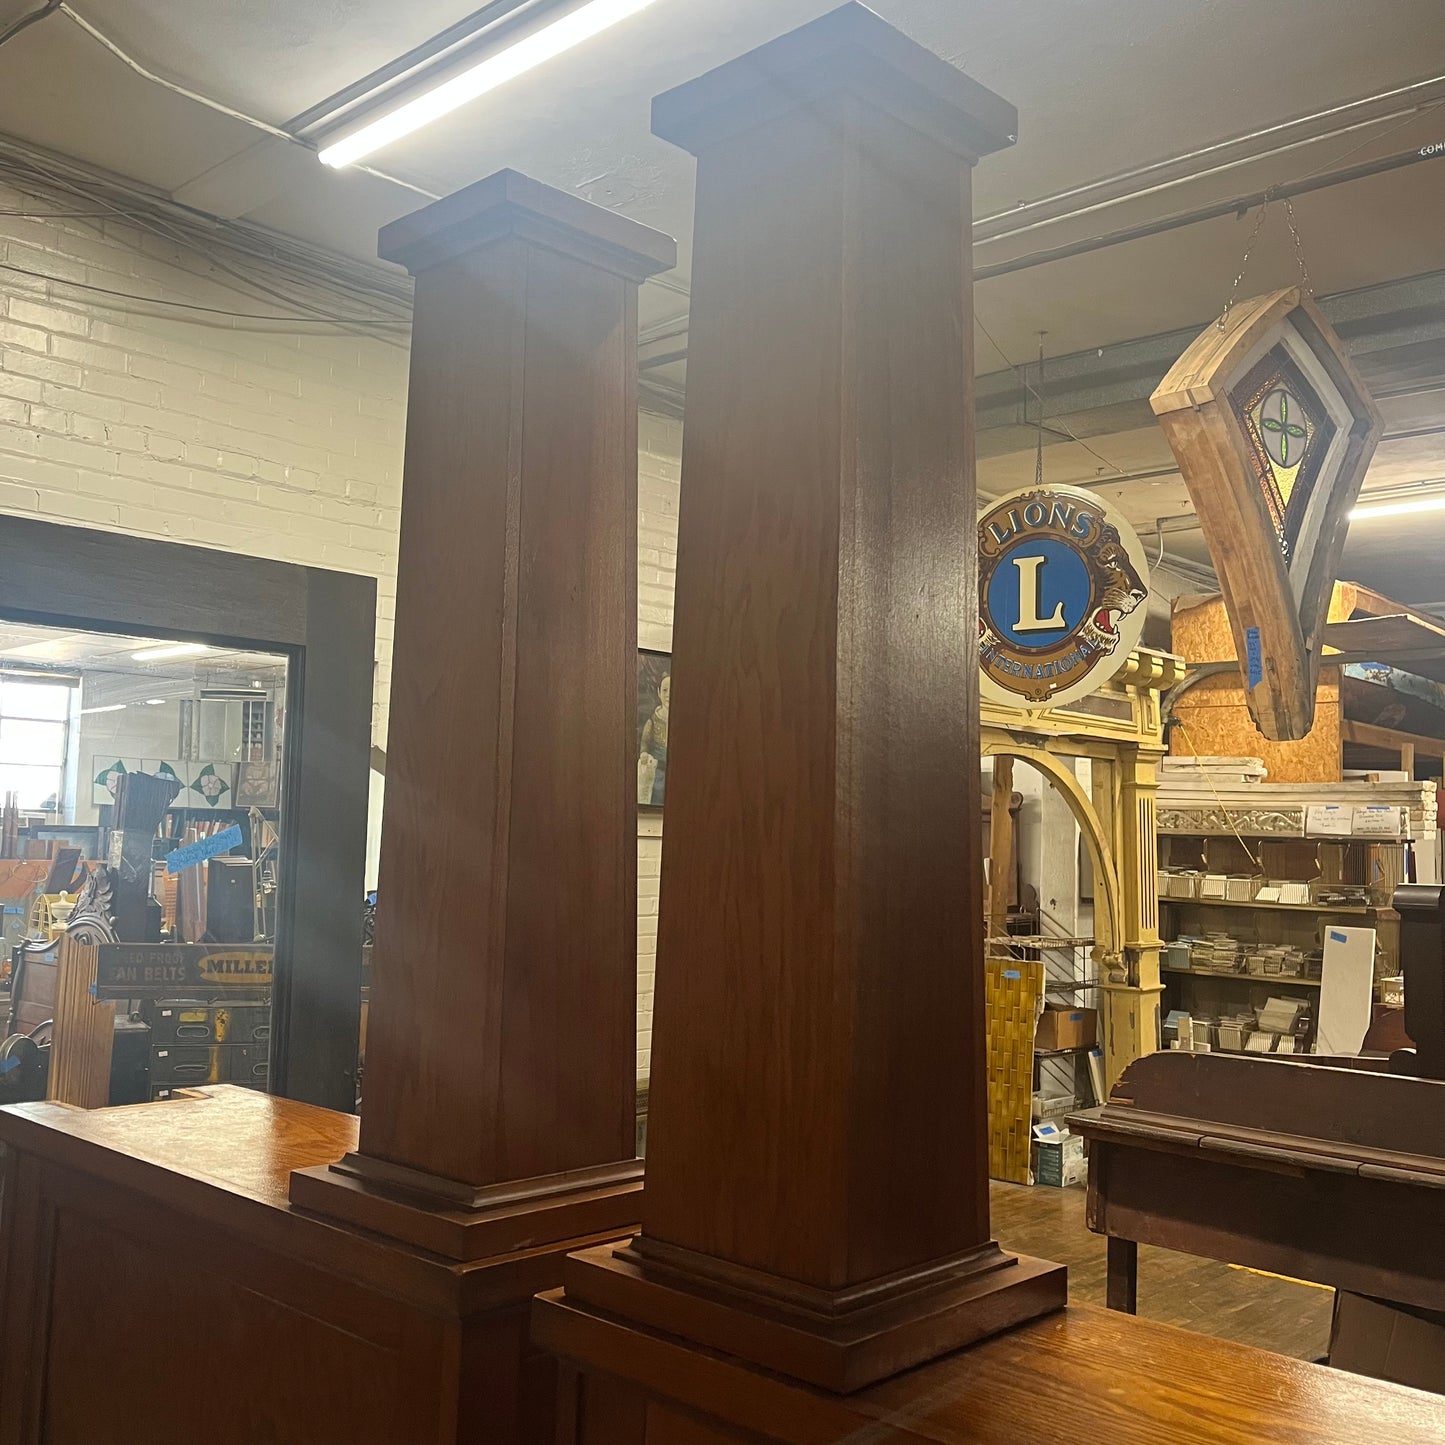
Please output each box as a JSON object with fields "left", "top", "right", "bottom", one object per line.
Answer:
{"left": 1331, "top": 1292, "right": 1445, "bottom": 1393}
{"left": 1036, "top": 1004, "right": 1097, "bottom": 1052}
{"left": 1031, "top": 1122, "right": 1086, "bottom": 1187}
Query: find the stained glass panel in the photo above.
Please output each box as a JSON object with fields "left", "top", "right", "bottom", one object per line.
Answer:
{"left": 1229, "top": 346, "right": 1336, "bottom": 563}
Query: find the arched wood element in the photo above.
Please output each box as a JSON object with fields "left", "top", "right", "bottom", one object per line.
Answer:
{"left": 982, "top": 743, "right": 1122, "bottom": 972}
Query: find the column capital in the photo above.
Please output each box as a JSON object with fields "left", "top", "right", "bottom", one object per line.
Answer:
{"left": 652, "top": 2, "right": 1017, "bottom": 161}
{"left": 379, "top": 167, "right": 676, "bottom": 279}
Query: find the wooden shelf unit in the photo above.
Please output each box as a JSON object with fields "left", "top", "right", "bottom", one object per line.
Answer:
{"left": 1154, "top": 780, "right": 1439, "bottom": 1052}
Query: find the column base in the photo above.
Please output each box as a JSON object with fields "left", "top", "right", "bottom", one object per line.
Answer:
{"left": 558, "top": 1236, "right": 1066, "bottom": 1392}
{"left": 290, "top": 1154, "right": 643, "bottom": 1262}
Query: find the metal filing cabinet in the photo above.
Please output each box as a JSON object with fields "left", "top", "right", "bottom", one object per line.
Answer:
{"left": 147, "top": 998, "right": 270, "bottom": 1098}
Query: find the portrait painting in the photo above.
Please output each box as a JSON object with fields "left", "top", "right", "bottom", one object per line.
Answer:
{"left": 637, "top": 650, "right": 671, "bottom": 809}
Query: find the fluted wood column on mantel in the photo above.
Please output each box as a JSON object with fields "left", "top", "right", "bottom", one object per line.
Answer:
{"left": 539, "top": 2, "right": 1065, "bottom": 1404}
{"left": 291, "top": 170, "right": 675, "bottom": 1266}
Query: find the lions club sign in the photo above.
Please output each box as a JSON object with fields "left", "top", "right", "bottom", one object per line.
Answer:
{"left": 978, "top": 485, "right": 1148, "bottom": 709}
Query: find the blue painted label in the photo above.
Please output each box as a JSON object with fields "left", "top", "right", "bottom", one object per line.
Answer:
{"left": 1246, "top": 627, "right": 1263, "bottom": 688}
{"left": 166, "top": 824, "right": 243, "bottom": 876}
{"left": 1003, "top": 969, "right": 1021, "bottom": 980}
{"left": 1328, "top": 930, "right": 1349, "bottom": 944}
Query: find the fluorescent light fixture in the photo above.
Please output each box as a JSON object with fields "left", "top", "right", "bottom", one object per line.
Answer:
{"left": 1351, "top": 494, "right": 1445, "bottom": 521}
{"left": 319, "top": 0, "right": 660, "bottom": 168}
{"left": 131, "top": 643, "right": 209, "bottom": 662}
{"left": 80, "top": 703, "right": 127, "bottom": 715}
{"left": 144, "top": 698, "right": 167, "bottom": 706}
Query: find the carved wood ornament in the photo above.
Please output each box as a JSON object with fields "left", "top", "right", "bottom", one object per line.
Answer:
{"left": 1151, "top": 288, "right": 1383, "bottom": 741}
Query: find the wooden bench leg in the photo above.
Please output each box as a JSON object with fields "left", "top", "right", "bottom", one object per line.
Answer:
{"left": 1107, "top": 1236, "right": 1138, "bottom": 1314}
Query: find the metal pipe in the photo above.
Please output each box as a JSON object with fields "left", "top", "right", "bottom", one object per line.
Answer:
{"left": 974, "top": 72, "right": 1445, "bottom": 242}
{"left": 977, "top": 141, "right": 1445, "bottom": 282}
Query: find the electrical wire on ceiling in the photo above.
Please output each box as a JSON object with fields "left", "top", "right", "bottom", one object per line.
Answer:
{"left": 972, "top": 313, "right": 1217, "bottom": 598}
{"left": 0, "top": 141, "right": 416, "bottom": 337}
{"left": 973, "top": 311, "right": 1128, "bottom": 481}
{"left": 0, "top": 0, "right": 58, "bottom": 50}
{"left": 6, "top": 147, "right": 402, "bottom": 336}
{"left": 0, "top": 260, "right": 411, "bottom": 327}
{"left": 0, "top": 1, "right": 438, "bottom": 200}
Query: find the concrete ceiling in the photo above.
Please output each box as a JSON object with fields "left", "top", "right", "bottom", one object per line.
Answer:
{"left": 2, "top": 0, "right": 1445, "bottom": 605}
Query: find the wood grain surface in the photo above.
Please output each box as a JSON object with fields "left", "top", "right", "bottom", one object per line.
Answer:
{"left": 0, "top": 1088, "right": 626, "bottom": 1444}
{"left": 357, "top": 176, "right": 674, "bottom": 1190}
{"left": 641, "top": 38, "right": 1003, "bottom": 1295}
{"left": 1151, "top": 290, "right": 1384, "bottom": 742}
{"left": 536, "top": 1289, "right": 1445, "bottom": 1445}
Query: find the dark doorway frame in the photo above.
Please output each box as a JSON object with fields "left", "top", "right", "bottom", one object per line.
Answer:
{"left": 0, "top": 515, "right": 375, "bottom": 1112}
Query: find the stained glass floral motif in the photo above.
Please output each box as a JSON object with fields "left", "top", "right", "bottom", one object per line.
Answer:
{"left": 1230, "top": 347, "right": 1336, "bottom": 562}
{"left": 188, "top": 763, "right": 232, "bottom": 808}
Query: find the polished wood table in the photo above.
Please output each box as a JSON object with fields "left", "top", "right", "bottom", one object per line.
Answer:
{"left": 536, "top": 1281, "right": 1445, "bottom": 1445}
{"left": 0, "top": 1087, "right": 616, "bottom": 1444}
{"left": 1070, "top": 1051, "right": 1445, "bottom": 1316}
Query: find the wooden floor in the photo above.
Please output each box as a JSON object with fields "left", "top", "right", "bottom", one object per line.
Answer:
{"left": 991, "top": 1179, "right": 1334, "bottom": 1361}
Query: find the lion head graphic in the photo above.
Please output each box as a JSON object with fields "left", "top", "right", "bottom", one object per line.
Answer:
{"left": 1079, "top": 527, "right": 1147, "bottom": 655}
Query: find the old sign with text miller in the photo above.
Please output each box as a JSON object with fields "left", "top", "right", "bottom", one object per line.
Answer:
{"left": 93, "top": 943, "right": 274, "bottom": 999}
{"left": 979, "top": 484, "right": 1149, "bottom": 710}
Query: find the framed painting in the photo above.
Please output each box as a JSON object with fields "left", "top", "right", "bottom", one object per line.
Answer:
{"left": 637, "top": 649, "right": 671, "bottom": 810}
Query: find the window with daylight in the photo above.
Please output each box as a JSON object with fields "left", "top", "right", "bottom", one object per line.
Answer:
{"left": 0, "top": 677, "right": 73, "bottom": 811}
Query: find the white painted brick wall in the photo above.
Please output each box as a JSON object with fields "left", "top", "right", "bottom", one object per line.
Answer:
{"left": 0, "top": 180, "right": 408, "bottom": 739}
{"left": 0, "top": 180, "right": 683, "bottom": 1081}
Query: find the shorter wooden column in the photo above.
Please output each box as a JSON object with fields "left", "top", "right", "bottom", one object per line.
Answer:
{"left": 289, "top": 171, "right": 674, "bottom": 1444}
{"left": 293, "top": 171, "right": 674, "bottom": 1257}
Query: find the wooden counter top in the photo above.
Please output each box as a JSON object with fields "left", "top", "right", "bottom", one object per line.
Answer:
{"left": 0, "top": 1086, "right": 609, "bottom": 1315}
{"left": 535, "top": 1284, "right": 1445, "bottom": 1444}
{"left": 0, "top": 1086, "right": 357, "bottom": 1209}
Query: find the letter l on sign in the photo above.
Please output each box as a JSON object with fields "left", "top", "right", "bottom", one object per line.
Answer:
{"left": 1011, "top": 554, "right": 1066, "bottom": 632}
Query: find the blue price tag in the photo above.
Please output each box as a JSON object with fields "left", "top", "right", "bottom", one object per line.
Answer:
{"left": 1245, "top": 627, "right": 1263, "bottom": 689}
{"left": 166, "top": 823, "right": 244, "bottom": 875}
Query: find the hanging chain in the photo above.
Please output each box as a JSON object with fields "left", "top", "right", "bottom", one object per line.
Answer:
{"left": 1033, "top": 332, "right": 1046, "bottom": 490}
{"left": 1217, "top": 190, "right": 1316, "bottom": 329}
{"left": 1216, "top": 199, "right": 1272, "bottom": 330}
{"left": 1284, "top": 195, "right": 1313, "bottom": 297}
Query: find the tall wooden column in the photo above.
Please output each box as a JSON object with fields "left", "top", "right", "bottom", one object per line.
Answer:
{"left": 544, "top": 4, "right": 1064, "bottom": 1401}
{"left": 291, "top": 172, "right": 674, "bottom": 1255}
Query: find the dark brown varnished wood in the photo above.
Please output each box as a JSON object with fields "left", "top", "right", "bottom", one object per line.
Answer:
{"left": 0, "top": 1088, "right": 609, "bottom": 1445}
{"left": 1073, "top": 1051, "right": 1445, "bottom": 1318}
{"left": 552, "top": 1, "right": 1062, "bottom": 1400}
{"left": 534, "top": 1289, "right": 1445, "bottom": 1445}
{"left": 1107, "top": 1235, "right": 1139, "bottom": 1314}
{"left": 348, "top": 171, "right": 673, "bottom": 1200}
{"left": 276, "top": 173, "right": 668, "bottom": 1441}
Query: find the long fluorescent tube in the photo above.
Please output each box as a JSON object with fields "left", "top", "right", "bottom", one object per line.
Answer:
{"left": 1351, "top": 495, "right": 1445, "bottom": 521}
{"left": 319, "top": 0, "right": 660, "bottom": 168}
{"left": 131, "top": 643, "right": 209, "bottom": 662}
{"left": 80, "top": 703, "right": 127, "bottom": 715}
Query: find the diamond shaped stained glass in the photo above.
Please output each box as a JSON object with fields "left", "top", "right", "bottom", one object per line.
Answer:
{"left": 1230, "top": 347, "right": 1336, "bottom": 564}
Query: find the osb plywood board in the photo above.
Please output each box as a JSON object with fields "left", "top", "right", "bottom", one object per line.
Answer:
{"left": 1172, "top": 671, "right": 1341, "bottom": 782}
{"left": 1173, "top": 585, "right": 1358, "bottom": 664}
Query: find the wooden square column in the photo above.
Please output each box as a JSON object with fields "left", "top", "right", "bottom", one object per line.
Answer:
{"left": 291, "top": 171, "right": 675, "bottom": 1262}
{"left": 544, "top": 3, "right": 1065, "bottom": 1400}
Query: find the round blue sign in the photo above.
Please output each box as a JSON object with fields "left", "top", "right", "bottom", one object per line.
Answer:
{"left": 985, "top": 538, "right": 1093, "bottom": 650}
